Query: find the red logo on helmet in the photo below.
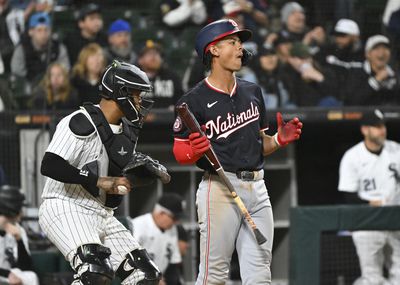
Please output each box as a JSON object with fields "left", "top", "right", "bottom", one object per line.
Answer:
{"left": 228, "top": 19, "right": 238, "bottom": 27}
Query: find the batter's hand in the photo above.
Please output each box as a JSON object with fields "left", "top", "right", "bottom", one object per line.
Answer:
{"left": 276, "top": 112, "right": 303, "bottom": 146}
{"left": 97, "top": 176, "right": 131, "bottom": 195}
{"left": 189, "top": 132, "right": 210, "bottom": 156}
{"left": 8, "top": 272, "right": 22, "bottom": 285}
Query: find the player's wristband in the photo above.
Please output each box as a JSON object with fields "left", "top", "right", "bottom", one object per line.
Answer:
{"left": 273, "top": 133, "right": 282, "bottom": 147}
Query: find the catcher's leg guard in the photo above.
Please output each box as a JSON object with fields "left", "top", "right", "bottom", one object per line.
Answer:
{"left": 115, "top": 248, "right": 161, "bottom": 285}
{"left": 70, "top": 244, "right": 114, "bottom": 285}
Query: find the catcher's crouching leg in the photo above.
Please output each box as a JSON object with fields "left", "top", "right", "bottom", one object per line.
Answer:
{"left": 116, "top": 248, "right": 161, "bottom": 285}
{"left": 70, "top": 244, "right": 114, "bottom": 285}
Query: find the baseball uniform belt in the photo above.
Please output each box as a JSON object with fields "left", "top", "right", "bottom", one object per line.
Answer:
{"left": 235, "top": 170, "right": 264, "bottom": 181}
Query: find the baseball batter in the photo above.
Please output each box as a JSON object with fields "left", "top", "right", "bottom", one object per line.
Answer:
{"left": 338, "top": 109, "right": 400, "bottom": 285}
{"left": 172, "top": 19, "right": 303, "bottom": 284}
{"left": 38, "top": 61, "right": 161, "bottom": 285}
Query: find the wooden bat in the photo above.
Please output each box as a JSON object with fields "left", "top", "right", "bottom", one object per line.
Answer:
{"left": 176, "top": 103, "right": 267, "bottom": 245}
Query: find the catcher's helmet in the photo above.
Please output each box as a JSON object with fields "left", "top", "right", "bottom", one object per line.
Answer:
{"left": 0, "top": 185, "right": 25, "bottom": 217}
{"left": 99, "top": 60, "right": 154, "bottom": 124}
{"left": 195, "top": 19, "right": 252, "bottom": 63}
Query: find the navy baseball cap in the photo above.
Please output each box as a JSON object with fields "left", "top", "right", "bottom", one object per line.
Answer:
{"left": 77, "top": 3, "right": 101, "bottom": 21}
{"left": 29, "top": 12, "right": 51, "bottom": 29}
{"left": 360, "top": 109, "right": 385, "bottom": 126}
{"left": 158, "top": 193, "right": 184, "bottom": 219}
{"left": 195, "top": 19, "right": 252, "bottom": 62}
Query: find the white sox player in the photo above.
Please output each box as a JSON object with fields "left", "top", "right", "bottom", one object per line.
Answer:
{"left": 38, "top": 61, "right": 161, "bottom": 285}
{"left": 338, "top": 109, "right": 400, "bottom": 285}
{"left": 131, "top": 193, "right": 184, "bottom": 283}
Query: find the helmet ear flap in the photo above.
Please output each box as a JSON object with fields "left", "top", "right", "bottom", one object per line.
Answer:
{"left": 241, "top": 48, "right": 253, "bottom": 66}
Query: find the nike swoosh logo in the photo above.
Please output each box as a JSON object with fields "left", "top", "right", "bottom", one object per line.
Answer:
{"left": 123, "top": 259, "right": 135, "bottom": 272}
{"left": 207, "top": 101, "right": 218, "bottom": 108}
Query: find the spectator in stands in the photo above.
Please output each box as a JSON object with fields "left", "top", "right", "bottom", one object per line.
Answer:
{"left": 0, "top": 0, "right": 25, "bottom": 73}
{"left": 207, "top": 0, "right": 268, "bottom": 32}
{"left": 278, "top": 2, "right": 325, "bottom": 52}
{"left": 137, "top": 40, "right": 183, "bottom": 110}
{"left": 343, "top": 35, "right": 399, "bottom": 106}
{"left": 30, "top": 62, "right": 78, "bottom": 110}
{"left": 71, "top": 43, "right": 106, "bottom": 105}
{"left": 64, "top": 3, "right": 107, "bottom": 65}
{"left": 315, "top": 19, "right": 363, "bottom": 101}
{"left": 316, "top": 19, "right": 363, "bottom": 68}
{"left": 159, "top": 0, "right": 207, "bottom": 28}
{"left": 10, "top": 12, "right": 70, "bottom": 87}
{"left": 131, "top": 193, "right": 184, "bottom": 285}
{"left": 281, "top": 42, "right": 339, "bottom": 107}
{"left": 338, "top": 109, "right": 400, "bottom": 285}
{"left": 252, "top": 45, "right": 290, "bottom": 109}
{"left": 0, "top": 185, "right": 39, "bottom": 285}
{"left": 104, "top": 19, "right": 136, "bottom": 65}
{"left": 0, "top": 54, "right": 17, "bottom": 111}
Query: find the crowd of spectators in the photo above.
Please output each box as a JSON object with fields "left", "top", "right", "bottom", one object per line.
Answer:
{"left": 0, "top": 0, "right": 399, "bottom": 112}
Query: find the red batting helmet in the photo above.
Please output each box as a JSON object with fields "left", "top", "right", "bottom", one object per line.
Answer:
{"left": 195, "top": 19, "right": 252, "bottom": 63}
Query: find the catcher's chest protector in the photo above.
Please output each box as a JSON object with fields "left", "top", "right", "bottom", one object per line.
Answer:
{"left": 83, "top": 104, "right": 140, "bottom": 207}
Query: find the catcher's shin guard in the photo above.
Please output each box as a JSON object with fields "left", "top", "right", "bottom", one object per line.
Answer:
{"left": 116, "top": 248, "right": 161, "bottom": 285}
{"left": 71, "top": 244, "right": 114, "bottom": 285}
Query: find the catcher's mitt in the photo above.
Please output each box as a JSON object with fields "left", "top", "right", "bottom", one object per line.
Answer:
{"left": 123, "top": 152, "right": 171, "bottom": 187}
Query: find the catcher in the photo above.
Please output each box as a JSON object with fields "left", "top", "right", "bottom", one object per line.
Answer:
{"left": 39, "top": 60, "right": 169, "bottom": 285}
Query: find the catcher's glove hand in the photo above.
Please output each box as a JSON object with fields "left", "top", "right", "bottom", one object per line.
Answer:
{"left": 123, "top": 152, "right": 171, "bottom": 187}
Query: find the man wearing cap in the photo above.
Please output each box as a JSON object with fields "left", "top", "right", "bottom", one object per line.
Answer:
{"left": 338, "top": 109, "right": 400, "bottom": 284}
{"left": 131, "top": 193, "right": 184, "bottom": 285}
{"left": 137, "top": 40, "right": 183, "bottom": 110}
{"left": 0, "top": 185, "right": 39, "bottom": 285}
{"left": 104, "top": 19, "right": 137, "bottom": 65}
{"left": 278, "top": 1, "right": 325, "bottom": 48}
{"left": 316, "top": 19, "right": 363, "bottom": 68}
{"left": 343, "top": 34, "right": 399, "bottom": 106}
{"left": 10, "top": 11, "right": 70, "bottom": 88}
{"left": 64, "top": 3, "right": 107, "bottom": 65}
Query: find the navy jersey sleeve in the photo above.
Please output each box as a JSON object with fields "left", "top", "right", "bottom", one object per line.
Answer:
{"left": 256, "top": 86, "right": 269, "bottom": 131}
{"left": 173, "top": 90, "right": 204, "bottom": 139}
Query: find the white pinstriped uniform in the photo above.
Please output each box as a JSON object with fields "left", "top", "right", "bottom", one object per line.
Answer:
{"left": 0, "top": 225, "right": 39, "bottom": 285}
{"left": 38, "top": 107, "right": 140, "bottom": 270}
{"left": 339, "top": 140, "right": 400, "bottom": 285}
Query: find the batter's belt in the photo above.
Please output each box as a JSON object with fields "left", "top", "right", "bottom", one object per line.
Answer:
{"left": 204, "top": 169, "right": 264, "bottom": 181}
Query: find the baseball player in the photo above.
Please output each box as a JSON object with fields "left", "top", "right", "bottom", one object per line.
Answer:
{"left": 38, "top": 60, "right": 161, "bottom": 285}
{"left": 0, "top": 185, "right": 39, "bottom": 285}
{"left": 338, "top": 109, "right": 400, "bottom": 285}
{"left": 131, "top": 193, "right": 184, "bottom": 285}
{"left": 172, "top": 19, "right": 303, "bottom": 284}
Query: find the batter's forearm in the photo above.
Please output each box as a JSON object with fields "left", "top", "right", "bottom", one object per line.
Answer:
{"left": 261, "top": 134, "right": 280, "bottom": 156}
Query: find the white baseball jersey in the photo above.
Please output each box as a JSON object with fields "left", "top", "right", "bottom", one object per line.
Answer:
{"left": 41, "top": 107, "right": 122, "bottom": 209}
{"left": 0, "top": 224, "right": 29, "bottom": 269}
{"left": 131, "top": 213, "right": 181, "bottom": 273}
{"left": 338, "top": 140, "right": 400, "bottom": 205}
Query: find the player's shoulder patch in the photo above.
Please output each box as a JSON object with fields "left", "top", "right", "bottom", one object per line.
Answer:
{"left": 69, "top": 112, "right": 95, "bottom": 137}
{"left": 173, "top": 116, "right": 183, "bottom": 133}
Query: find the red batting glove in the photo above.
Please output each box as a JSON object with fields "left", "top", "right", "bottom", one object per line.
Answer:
{"left": 189, "top": 132, "right": 210, "bottom": 156}
{"left": 275, "top": 112, "right": 303, "bottom": 146}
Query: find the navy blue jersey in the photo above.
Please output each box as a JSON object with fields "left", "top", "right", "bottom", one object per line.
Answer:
{"left": 173, "top": 77, "right": 269, "bottom": 172}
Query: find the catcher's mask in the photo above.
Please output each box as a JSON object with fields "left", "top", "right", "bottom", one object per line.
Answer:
{"left": 99, "top": 60, "right": 154, "bottom": 126}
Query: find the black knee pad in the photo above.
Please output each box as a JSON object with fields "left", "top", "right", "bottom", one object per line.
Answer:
{"left": 72, "top": 244, "right": 114, "bottom": 285}
{"left": 116, "top": 248, "right": 161, "bottom": 285}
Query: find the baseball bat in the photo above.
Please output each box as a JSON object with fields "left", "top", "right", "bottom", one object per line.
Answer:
{"left": 176, "top": 103, "right": 267, "bottom": 245}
